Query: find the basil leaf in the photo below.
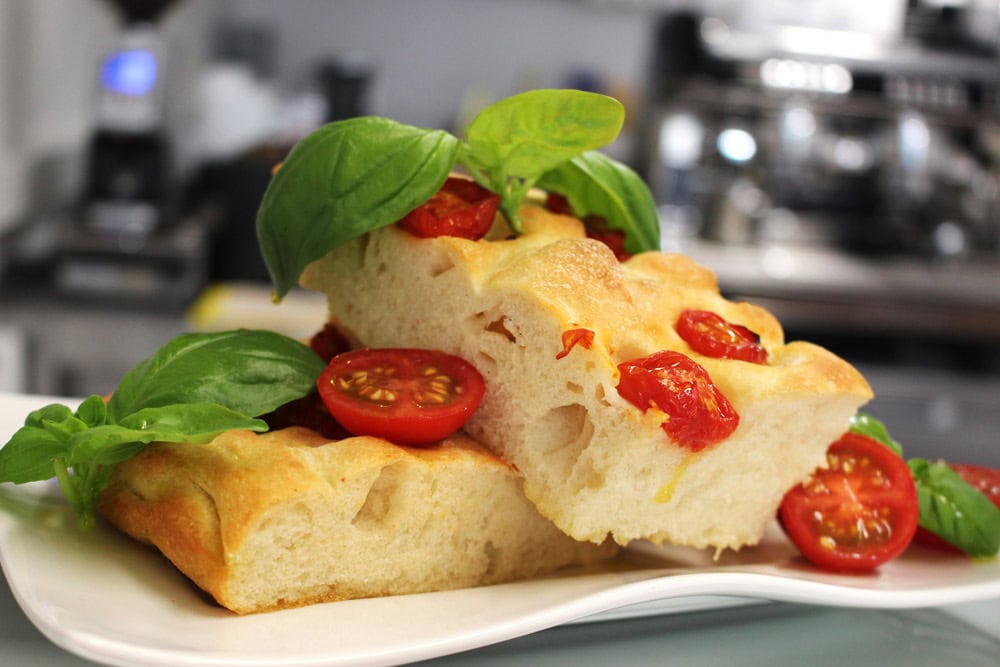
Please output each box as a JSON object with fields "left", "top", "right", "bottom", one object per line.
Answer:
{"left": 909, "top": 458, "right": 1000, "bottom": 557}
{"left": 461, "top": 89, "right": 624, "bottom": 229}
{"left": 536, "top": 150, "right": 660, "bottom": 254}
{"left": 26, "top": 403, "right": 77, "bottom": 429}
{"left": 850, "top": 412, "right": 904, "bottom": 456}
{"left": 0, "top": 426, "right": 69, "bottom": 483}
{"left": 71, "top": 404, "right": 266, "bottom": 468}
{"left": 107, "top": 330, "right": 325, "bottom": 422}
{"left": 257, "top": 116, "right": 460, "bottom": 300}
{"left": 75, "top": 395, "right": 108, "bottom": 428}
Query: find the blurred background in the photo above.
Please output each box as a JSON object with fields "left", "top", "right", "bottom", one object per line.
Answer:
{"left": 0, "top": 0, "right": 997, "bottom": 465}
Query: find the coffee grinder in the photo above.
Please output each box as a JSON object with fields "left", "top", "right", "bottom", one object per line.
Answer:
{"left": 58, "top": 0, "right": 208, "bottom": 303}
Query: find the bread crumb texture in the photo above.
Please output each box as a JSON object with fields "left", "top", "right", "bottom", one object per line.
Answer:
{"left": 98, "top": 428, "right": 615, "bottom": 614}
{"left": 301, "top": 205, "right": 873, "bottom": 550}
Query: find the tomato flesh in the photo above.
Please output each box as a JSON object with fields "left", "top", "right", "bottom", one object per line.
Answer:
{"left": 616, "top": 350, "right": 739, "bottom": 451}
{"left": 675, "top": 309, "right": 767, "bottom": 364}
{"left": 317, "top": 348, "right": 485, "bottom": 446}
{"left": 398, "top": 177, "right": 499, "bottom": 240}
{"left": 779, "top": 432, "right": 919, "bottom": 572}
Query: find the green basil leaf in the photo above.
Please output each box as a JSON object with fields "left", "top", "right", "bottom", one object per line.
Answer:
{"left": 909, "top": 458, "right": 1000, "bottom": 557}
{"left": 70, "top": 403, "right": 266, "bottom": 468}
{"left": 25, "top": 403, "right": 77, "bottom": 429}
{"left": 107, "top": 330, "right": 326, "bottom": 422}
{"left": 850, "top": 412, "right": 904, "bottom": 456}
{"left": 257, "top": 116, "right": 460, "bottom": 300}
{"left": 536, "top": 150, "right": 660, "bottom": 254}
{"left": 0, "top": 426, "right": 70, "bottom": 483}
{"left": 461, "top": 89, "right": 624, "bottom": 227}
{"left": 464, "top": 89, "right": 623, "bottom": 178}
{"left": 75, "top": 395, "right": 108, "bottom": 428}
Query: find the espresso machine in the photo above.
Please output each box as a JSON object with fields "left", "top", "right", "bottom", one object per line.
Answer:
{"left": 638, "top": 1, "right": 1000, "bottom": 464}
{"left": 56, "top": 0, "right": 208, "bottom": 304}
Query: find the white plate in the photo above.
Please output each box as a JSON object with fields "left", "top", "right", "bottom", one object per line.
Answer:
{"left": 2, "top": 392, "right": 999, "bottom": 667}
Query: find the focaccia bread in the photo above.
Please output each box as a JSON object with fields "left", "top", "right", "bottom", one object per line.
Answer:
{"left": 301, "top": 204, "right": 874, "bottom": 550}
{"left": 97, "top": 427, "right": 616, "bottom": 614}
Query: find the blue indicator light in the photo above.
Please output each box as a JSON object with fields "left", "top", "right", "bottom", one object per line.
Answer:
{"left": 100, "top": 49, "right": 158, "bottom": 96}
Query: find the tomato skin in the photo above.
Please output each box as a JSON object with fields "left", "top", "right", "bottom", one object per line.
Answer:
{"left": 317, "top": 348, "right": 485, "bottom": 446}
{"left": 675, "top": 309, "right": 767, "bottom": 364}
{"left": 309, "top": 322, "right": 350, "bottom": 362}
{"left": 616, "top": 350, "right": 739, "bottom": 452}
{"left": 585, "top": 227, "right": 631, "bottom": 262}
{"left": 779, "top": 432, "right": 919, "bottom": 572}
{"left": 398, "top": 177, "right": 499, "bottom": 240}
{"left": 555, "top": 328, "right": 595, "bottom": 360}
{"left": 913, "top": 462, "right": 1000, "bottom": 551}
{"left": 263, "top": 392, "right": 351, "bottom": 441}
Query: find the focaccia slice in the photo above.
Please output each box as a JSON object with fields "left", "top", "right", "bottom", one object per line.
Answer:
{"left": 97, "top": 427, "right": 616, "bottom": 614}
{"left": 301, "top": 205, "right": 873, "bottom": 550}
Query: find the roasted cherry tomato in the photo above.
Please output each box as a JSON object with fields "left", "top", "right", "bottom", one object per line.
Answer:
{"left": 317, "top": 348, "right": 485, "bottom": 446}
{"left": 675, "top": 309, "right": 767, "bottom": 364}
{"left": 585, "top": 226, "right": 630, "bottom": 261}
{"left": 779, "top": 432, "right": 919, "bottom": 572}
{"left": 545, "top": 192, "right": 573, "bottom": 216}
{"left": 546, "top": 192, "right": 631, "bottom": 261}
{"left": 913, "top": 462, "right": 1000, "bottom": 551}
{"left": 616, "top": 350, "right": 739, "bottom": 452}
{"left": 398, "top": 177, "right": 499, "bottom": 240}
{"left": 309, "top": 322, "right": 350, "bottom": 362}
{"left": 555, "top": 328, "right": 595, "bottom": 360}
{"left": 263, "top": 392, "right": 351, "bottom": 441}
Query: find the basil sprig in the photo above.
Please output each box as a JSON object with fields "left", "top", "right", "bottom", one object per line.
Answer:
{"left": 0, "top": 330, "right": 326, "bottom": 530}
{"left": 459, "top": 89, "right": 624, "bottom": 231}
{"left": 257, "top": 89, "right": 660, "bottom": 301}
{"left": 850, "top": 412, "right": 1000, "bottom": 557}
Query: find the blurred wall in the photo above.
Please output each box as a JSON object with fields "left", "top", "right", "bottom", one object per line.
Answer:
{"left": 215, "top": 0, "right": 654, "bottom": 130}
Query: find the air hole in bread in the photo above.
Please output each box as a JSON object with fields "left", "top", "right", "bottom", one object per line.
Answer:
{"left": 351, "top": 462, "right": 403, "bottom": 529}
{"left": 566, "top": 382, "right": 584, "bottom": 395}
{"left": 428, "top": 253, "right": 455, "bottom": 277}
{"left": 484, "top": 317, "right": 517, "bottom": 343}
{"left": 533, "top": 403, "right": 595, "bottom": 484}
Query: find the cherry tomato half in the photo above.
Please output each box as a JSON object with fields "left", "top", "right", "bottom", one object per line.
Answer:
{"left": 675, "top": 309, "right": 768, "bottom": 364}
{"left": 616, "top": 350, "right": 739, "bottom": 452}
{"left": 398, "top": 177, "right": 499, "bottom": 240}
{"left": 779, "top": 432, "right": 919, "bottom": 572}
{"left": 317, "top": 348, "right": 485, "bottom": 446}
{"left": 913, "top": 462, "right": 1000, "bottom": 551}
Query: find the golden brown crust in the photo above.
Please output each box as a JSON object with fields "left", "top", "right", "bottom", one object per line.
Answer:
{"left": 98, "top": 428, "right": 616, "bottom": 614}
